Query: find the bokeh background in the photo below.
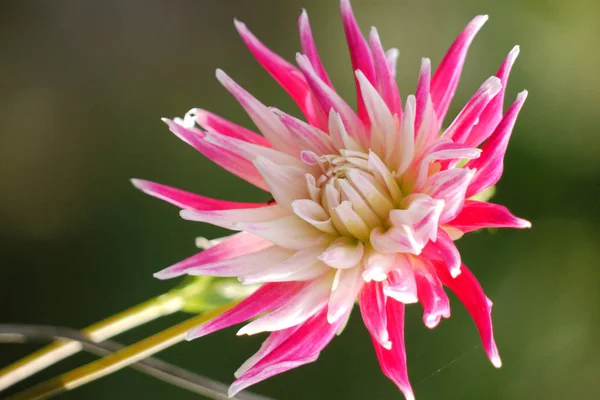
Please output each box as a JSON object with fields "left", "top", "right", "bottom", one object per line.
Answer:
{"left": 1, "top": 0, "right": 599, "bottom": 399}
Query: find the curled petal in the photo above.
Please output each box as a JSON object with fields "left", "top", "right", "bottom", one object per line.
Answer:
{"left": 371, "top": 225, "right": 421, "bottom": 255}
{"left": 421, "top": 229, "right": 462, "bottom": 278}
{"left": 447, "top": 200, "right": 531, "bottom": 232}
{"left": 363, "top": 244, "right": 396, "bottom": 282}
{"left": 292, "top": 199, "right": 337, "bottom": 235}
{"left": 359, "top": 280, "right": 391, "bottom": 349}
{"left": 434, "top": 262, "right": 502, "bottom": 368}
{"left": 371, "top": 299, "right": 415, "bottom": 400}
{"left": 466, "top": 91, "right": 528, "bottom": 197}
{"left": 254, "top": 156, "right": 310, "bottom": 212}
{"left": 422, "top": 168, "right": 476, "bottom": 223}
{"left": 319, "top": 237, "right": 364, "bottom": 269}
{"left": 431, "top": 15, "right": 488, "bottom": 127}
{"left": 384, "top": 255, "right": 418, "bottom": 304}
{"left": 413, "top": 258, "right": 450, "bottom": 328}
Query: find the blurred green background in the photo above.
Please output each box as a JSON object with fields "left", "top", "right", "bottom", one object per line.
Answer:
{"left": 1, "top": 0, "right": 599, "bottom": 399}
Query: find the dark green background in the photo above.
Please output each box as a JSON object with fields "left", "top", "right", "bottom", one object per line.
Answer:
{"left": 1, "top": 0, "right": 599, "bottom": 399}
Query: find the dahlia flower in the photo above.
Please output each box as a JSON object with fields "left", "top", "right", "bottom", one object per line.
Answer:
{"left": 133, "top": 1, "right": 530, "bottom": 398}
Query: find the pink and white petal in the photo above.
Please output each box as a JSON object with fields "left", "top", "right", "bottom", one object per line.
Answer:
{"left": 216, "top": 69, "right": 298, "bottom": 155}
{"left": 346, "top": 169, "right": 394, "bottom": 219}
{"left": 434, "top": 262, "right": 502, "bottom": 368}
{"left": 185, "top": 108, "right": 270, "bottom": 147}
{"left": 422, "top": 167, "right": 476, "bottom": 223}
{"left": 237, "top": 275, "right": 331, "bottom": 335}
{"left": 241, "top": 246, "right": 330, "bottom": 284}
{"left": 370, "top": 225, "right": 421, "bottom": 255}
{"left": 230, "top": 308, "right": 347, "bottom": 397}
{"left": 372, "top": 299, "right": 415, "bottom": 400}
{"left": 363, "top": 244, "right": 396, "bottom": 282}
{"left": 430, "top": 15, "right": 488, "bottom": 128}
{"left": 384, "top": 255, "right": 418, "bottom": 304}
{"left": 187, "top": 281, "right": 305, "bottom": 340}
{"left": 386, "top": 48, "right": 399, "bottom": 79}
{"left": 420, "top": 229, "right": 461, "bottom": 278}
{"left": 340, "top": 0, "right": 376, "bottom": 125}
{"left": 413, "top": 258, "right": 450, "bottom": 329}
{"left": 234, "top": 215, "right": 333, "bottom": 251}
{"left": 367, "top": 151, "right": 403, "bottom": 204}
{"left": 465, "top": 46, "right": 520, "bottom": 148}
{"left": 254, "top": 156, "right": 310, "bottom": 212}
{"left": 296, "top": 54, "right": 368, "bottom": 148}
{"left": 391, "top": 194, "right": 444, "bottom": 246}
{"left": 328, "top": 264, "right": 364, "bottom": 323}
{"left": 131, "top": 179, "right": 265, "bottom": 211}
{"left": 154, "top": 232, "right": 273, "bottom": 280}
{"left": 163, "top": 118, "right": 268, "bottom": 191}
{"left": 276, "top": 110, "right": 336, "bottom": 155}
{"left": 328, "top": 110, "right": 363, "bottom": 152}
{"left": 369, "top": 27, "right": 402, "bottom": 118}
{"left": 179, "top": 203, "right": 289, "bottom": 230}
{"left": 391, "top": 95, "right": 416, "bottom": 176}
{"left": 319, "top": 236, "right": 364, "bottom": 269}
{"left": 298, "top": 10, "right": 333, "bottom": 89}
{"left": 442, "top": 76, "right": 502, "bottom": 145}
{"left": 415, "top": 58, "right": 431, "bottom": 134}
{"left": 359, "top": 280, "right": 391, "bottom": 349}
{"left": 356, "top": 70, "right": 396, "bottom": 155}
{"left": 465, "top": 91, "right": 528, "bottom": 198}
{"left": 447, "top": 200, "right": 531, "bottom": 232}
{"left": 292, "top": 199, "right": 337, "bottom": 235}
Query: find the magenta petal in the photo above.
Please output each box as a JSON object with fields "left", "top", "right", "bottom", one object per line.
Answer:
{"left": 447, "top": 200, "right": 531, "bottom": 232}
{"left": 431, "top": 15, "right": 488, "bottom": 128}
{"left": 162, "top": 118, "right": 269, "bottom": 191}
{"left": 434, "top": 262, "right": 502, "bottom": 368}
{"left": 234, "top": 20, "right": 327, "bottom": 130}
{"left": 420, "top": 229, "right": 462, "bottom": 278}
{"left": 359, "top": 281, "right": 391, "bottom": 349}
{"left": 369, "top": 27, "right": 402, "bottom": 118}
{"left": 465, "top": 46, "right": 520, "bottom": 147}
{"left": 131, "top": 179, "right": 266, "bottom": 212}
{"left": 298, "top": 10, "right": 334, "bottom": 89}
{"left": 230, "top": 308, "right": 347, "bottom": 397}
{"left": 340, "top": 0, "right": 377, "bottom": 125}
{"left": 413, "top": 259, "right": 450, "bottom": 329}
{"left": 154, "top": 232, "right": 273, "bottom": 280}
{"left": 187, "top": 108, "right": 271, "bottom": 147}
{"left": 465, "top": 91, "right": 528, "bottom": 197}
{"left": 372, "top": 298, "right": 415, "bottom": 400}
{"left": 187, "top": 281, "right": 304, "bottom": 340}
{"left": 415, "top": 58, "right": 431, "bottom": 134}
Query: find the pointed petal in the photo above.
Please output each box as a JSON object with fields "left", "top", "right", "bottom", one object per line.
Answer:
{"left": 391, "top": 95, "right": 416, "bottom": 176}
{"left": 319, "top": 237, "right": 364, "bottom": 269}
{"left": 328, "top": 264, "right": 363, "bottom": 323}
{"left": 372, "top": 299, "right": 415, "bottom": 400}
{"left": 154, "top": 232, "right": 272, "bottom": 280}
{"left": 216, "top": 69, "right": 298, "bottom": 155}
{"left": 386, "top": 48, "right": 399, "bottom": 79}
{"left": 384, "top": 255, "right": 418, "bottom": 304}
{"left": 229, "top": 308, "right": 346, "bottom": 397}
{"left": 179, "top": 203, "right": 289, "bottom": 230}
{"left": 276, "top": 110, "right": 336, "bottom": 155}
{"left": 447, "top": 200, "right": 531, "bottom": 232}
{"left": 237, "top": 275, "right": 330, "bottom": 335}
{"left": 298, "top": 10, "right": 334, "bottom": 88}
{"left": 296, "top": 53, "right": 368, "bottom": 148}
{"left": 337, "top": 178, "right": 382, "bottom": 228}
{"left": 369, "top": 27, "right": 402, "bottom": 118}
{"left": 359, "top": 280, "right": 391, "bottom": 349}
{"left": 346, "top": 169, "right": 394, "bottom": 219}
{"left": 434, "top": 262, "right": 502, "bottom": 368}
{"left": 163, "top": 118, "right": 268, "bottom": 191}
{"left": 415, "top": 58, "right": 432, "bottom": 134}
{"left": 131, "top": 179, "right": 265, "bottom": 211}
{"left": 333, "top": 201, "right": 371, "bottom": 242}
{"left": 421, "top": 229, "right": 462, "bottom": 278}
{"left": 466, "top": 46, "right": 520, "bottom": 147}
{"left": 413, "top": 258, "right": 450, "bottom": 328}
{"left": 362, "top": 244, "right": 396, "bottom": 282}
{"left": 442, "top": 76, "right": 502, "bottom": 144}
{"left": 465, "top": 91, "right": 528, "bottom": 197}
{"left": 292, "top": 199, "right": 337, "bottom": 235}
{"left": 187, "top": 281, "right": 304, "bottom": 340}
{"left": 340, "top": 0, "right": 377, "bottom": 124}
{"left": 234, "top": 20, "right": 327, "bottom": 130}
{"left": 254, "top": 156, "right": 310, "bottom": 212}
{"left": 185, "top": 108, "right": 270, "bottom": 147}
{"left": 431, "top": 15, "right": 488, "bottom": 127}
{"left": 367, "top": 151, "right": 403, "bottom": 204}
{"left": 371, "top": 224, "right": 421, "bottom": 255}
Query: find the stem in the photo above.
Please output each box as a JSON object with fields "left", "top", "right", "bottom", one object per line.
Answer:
{"left": 8, "top": 300, "right": 240, "bottom": 400}
{"left": 0, "top": 279, "right": 209, "bottom": 392}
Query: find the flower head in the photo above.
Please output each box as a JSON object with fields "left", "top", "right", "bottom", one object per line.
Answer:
{"left": 133, "top": 1, "right": 530, "bottom": 398}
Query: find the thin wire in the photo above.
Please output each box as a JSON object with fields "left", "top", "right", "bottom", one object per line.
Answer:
{"left": 0, "top": 324, "right": 275, "bottom": 400}
{"left": 414, "top": 344, "right": 481, "bottom": 386}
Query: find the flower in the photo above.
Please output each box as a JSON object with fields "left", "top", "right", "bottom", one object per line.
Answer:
{"left": 132, "top": 1, "right": 530, "bottom": 398}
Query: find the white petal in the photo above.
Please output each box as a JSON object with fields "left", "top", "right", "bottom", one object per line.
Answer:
{"left": 292, "top": 199, "right": 337, "bottom": 235}
{"left": 384, "top": 255, "right": 418, "bottom": 304}
{"left": 254, "top": 156, "right": 310, "bottom": 212}
{"left": 319, "top": 237, "right": 364, "bottom": 269}
{"left": 327, "top": 266, "right": 364, "bottom": 323}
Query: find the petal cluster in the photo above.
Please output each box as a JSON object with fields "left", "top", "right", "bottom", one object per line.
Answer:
{"left": 133, "top": 1, "right": 530, "bottom": 398}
